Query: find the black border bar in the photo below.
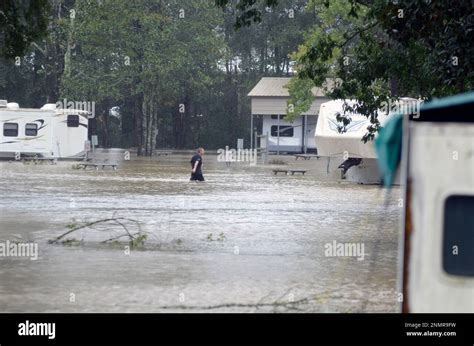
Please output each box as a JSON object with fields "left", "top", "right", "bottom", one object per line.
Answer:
{"left": 0, "top": 313, "right": 473, "bottom": 345}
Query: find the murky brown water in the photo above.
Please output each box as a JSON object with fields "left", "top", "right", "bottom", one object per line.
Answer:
{"left": 0, "top": 153, "right": 402, "bottom": 312}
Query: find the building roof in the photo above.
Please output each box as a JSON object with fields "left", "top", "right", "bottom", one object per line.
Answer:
{"left": 247, "top": 77, "right": 334, "bottom": 98}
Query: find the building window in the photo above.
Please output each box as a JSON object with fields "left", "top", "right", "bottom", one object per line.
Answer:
{"left": 3, "top": 122, "right": 18, "bottom": 137}
{"left": 442, "top": 195, "right": 474, "bottom": 277}
{"left": 67, "top": 114, "right": 79, "bottom": 127}
{"left": 271, "top": 125, "right": 294, "bottom": 137}
{"left": 25, "top": 123, "right": 38, "bottom": 136}
{"left": 271, "top": 115, "right": 278, "bottom": 119}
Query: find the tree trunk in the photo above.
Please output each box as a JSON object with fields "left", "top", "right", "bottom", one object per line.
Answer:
{"left": 134, "top": 93, "right": 144, "bottom": 156}
{"left": 151, "top": 99, "right": 158, "bottom": 153}
{"left": 62, "top": 7, "right": 75, "bottom": 83}
{"left": 141, "top": 92, "right": 158, "bottom": 156}
{"left": 142, "top": 94, "right": 150, "bottom": 155}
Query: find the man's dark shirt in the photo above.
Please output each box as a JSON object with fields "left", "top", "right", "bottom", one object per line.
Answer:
{"left": 190, "top": 154, "right": 203, "bottom": 174}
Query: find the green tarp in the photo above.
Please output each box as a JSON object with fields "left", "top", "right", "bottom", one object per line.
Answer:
{"left": 375, "top": 114, "right": 403, "bottom": 187}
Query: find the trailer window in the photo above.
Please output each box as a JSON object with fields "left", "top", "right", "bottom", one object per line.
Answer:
{"left": 271, "top": 125, "right": 294, "bottom": 137}
{"left": 25, "top": 123, "right": 38, "bottom": 136}
{"left": 442, "top": 195, "right": 474, "bottom": 277}
{"left": 67, "top": 114, "right": 79, "bottom": 127}
{"left": 3, "top": 123, "right": 18, "bottom": 137}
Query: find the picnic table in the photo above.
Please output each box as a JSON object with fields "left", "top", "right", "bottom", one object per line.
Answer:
{"left": 272, "top": 169, "right": 307, "bottom": 176}
{"left": 294, "top": 154, "right": 319, "bottom": 160}
{"left": 77, "top": 162, "right": 118, "bottom": 170}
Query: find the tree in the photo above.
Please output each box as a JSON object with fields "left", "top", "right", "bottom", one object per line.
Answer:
{"left": 2, "top": 0, "right": 318, "bottom": 152}
{"left": 60, "top": 0, "right": 226, "bottom": 154}
{"left": 0, "top": 0, "right": 49, "bottom": 59}
{"left": 293, "top": 0, "right": 474, "bottom": 140}
{"left": 0, "top": 0, "right": 69, "bottom": 106}
{"left": 216, "top": 0, "right": 279, "bottom": 29}
{"left": 218, "top": 0, "right": 474, "bottom": 141}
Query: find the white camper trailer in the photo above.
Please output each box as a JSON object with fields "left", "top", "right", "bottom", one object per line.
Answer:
{"left": 314, "top": 100, "right": 387, "bottom": 183}
{"left": 0, "top": 101, "right": 89, "bottom": 159}
{"left": 261, "top": 114, "right": 317, "bottom": 153}
{"left": 315, "top": 98, "right": 418, "bottom": 184}
{"left": 315, "top": 99, "right": 383, "bottom": 159}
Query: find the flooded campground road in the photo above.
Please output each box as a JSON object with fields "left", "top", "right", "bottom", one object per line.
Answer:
{"left": 0, "top": 154, "right": 402, "bottom": 312}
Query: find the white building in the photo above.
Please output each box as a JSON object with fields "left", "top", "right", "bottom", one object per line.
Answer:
{"left": 248, "top": 77, "right": 331, "bottom": 153}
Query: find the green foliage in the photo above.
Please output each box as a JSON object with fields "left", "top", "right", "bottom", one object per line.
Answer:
{"left": 66, "top": 219, "right": 78, "bottom": 230}
{"left": 3, "top": 0, "right": 472, "bottom": 148}
{"left": 131, "top": 233, "right": 147, "bottom": 248}
{"left": 287, "top": 0, "right": 474, "bottom": 141}
{"left": 58, "top": 0, "right": 227, "bottom": 152}
{"left": 0, "top": 0, "right": 50, "bottom": 59}
{"left": 216, "top": 0, "right": 279, "bottom": 29}
{"left": 0, "top": 0, "right": 75, "bottom": 105}
{"left": 286, "top": 77, "right": 315, "bottom": 121}
{"left": 1, "top": 0, "right": 318, "bottom": 151}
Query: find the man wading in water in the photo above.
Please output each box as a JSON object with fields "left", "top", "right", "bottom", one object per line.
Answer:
{"left": 190, "top": 147, "right": 205, "bottom": 182}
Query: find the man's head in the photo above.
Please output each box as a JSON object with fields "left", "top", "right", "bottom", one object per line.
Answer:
{"left": 197, "top": 147, "right": 205, "bottom": 156}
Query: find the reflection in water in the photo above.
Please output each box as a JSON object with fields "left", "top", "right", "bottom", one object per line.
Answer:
{"left": 0, "top": 154, "right": 401, "bottom": 312}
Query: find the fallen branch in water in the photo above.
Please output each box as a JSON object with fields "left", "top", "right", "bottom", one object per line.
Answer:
{"left": 151, "top": 289, "right": 342, "bottom": 312}
{"left": 48, "top": 217, "right": 146, "bottom": 247}
{"left": 150, "top": 296, "right": 311, "bottom": 312}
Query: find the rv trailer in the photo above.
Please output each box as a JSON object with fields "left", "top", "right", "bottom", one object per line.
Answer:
{"left": 0, "top": 101, "right": 89, "bottom": 160}
{"left": 315, "top": 98, "right": 418, "bottom": 184}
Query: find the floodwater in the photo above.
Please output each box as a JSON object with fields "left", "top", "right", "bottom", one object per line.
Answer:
{"left": 0, "top": 153, "right": 402, "bottom": 312}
